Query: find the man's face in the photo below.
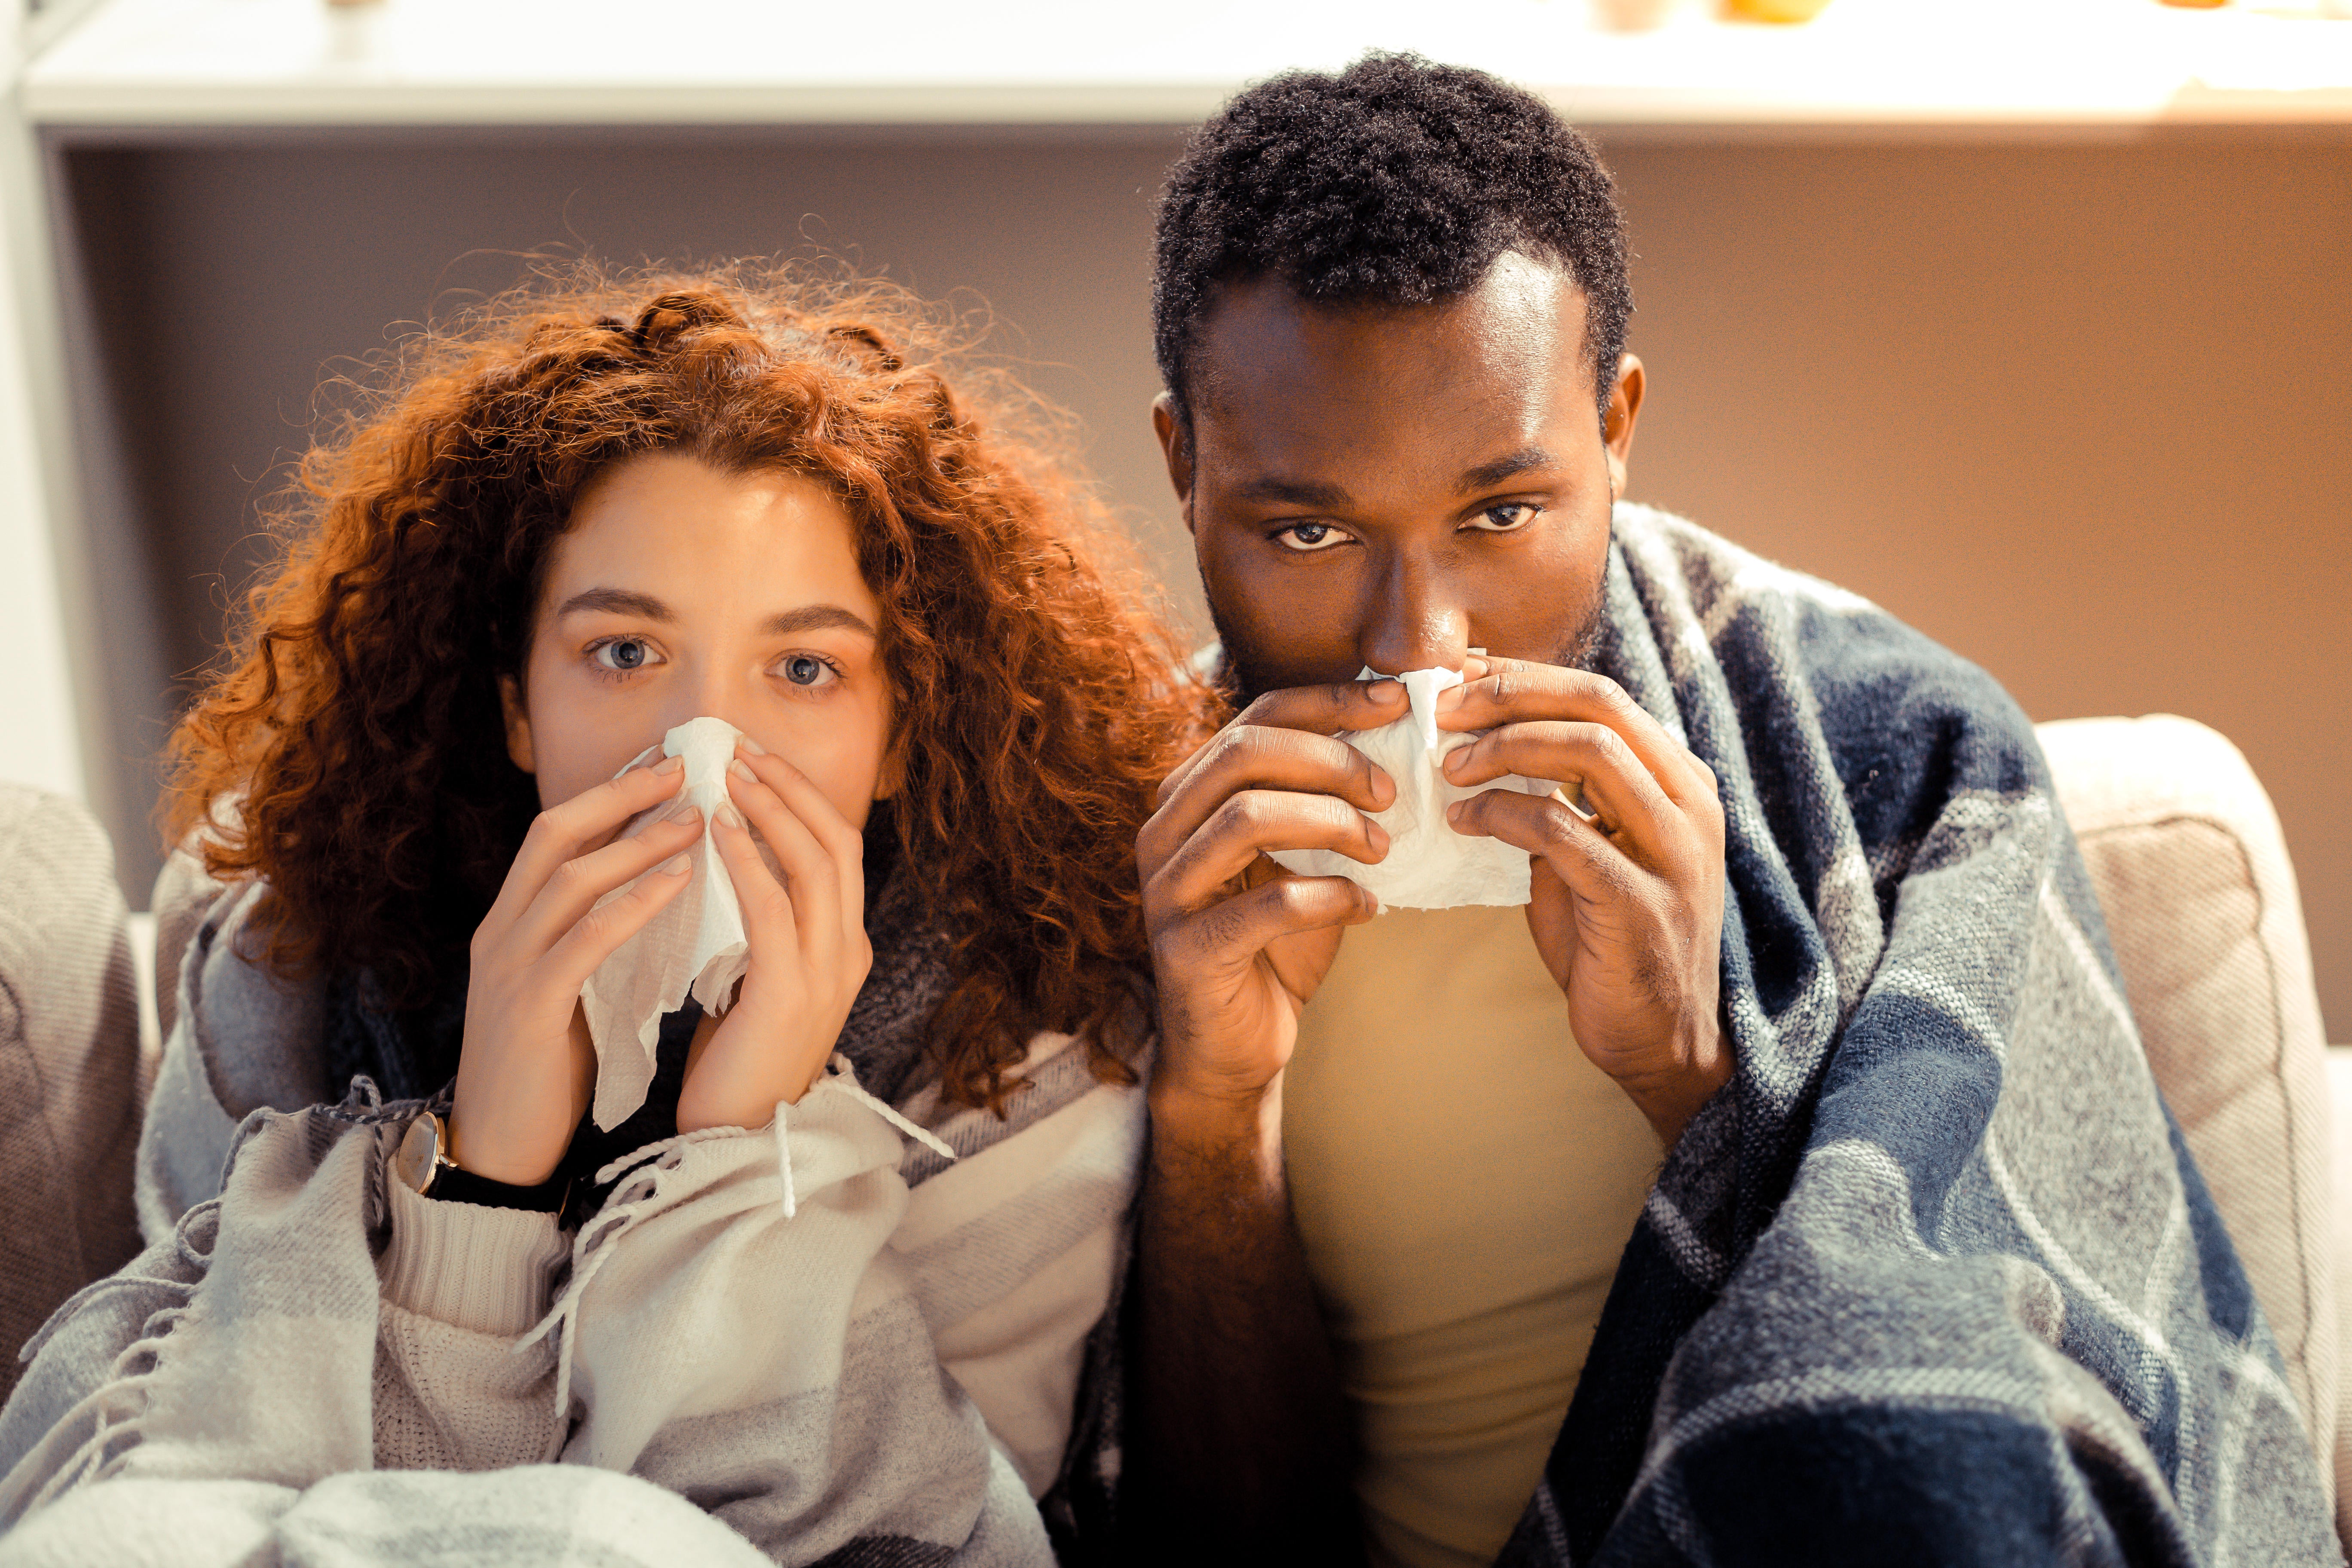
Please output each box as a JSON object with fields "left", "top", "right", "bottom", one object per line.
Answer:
{"left": 1158, "top": 251, "right": 1642, "bottom": 698}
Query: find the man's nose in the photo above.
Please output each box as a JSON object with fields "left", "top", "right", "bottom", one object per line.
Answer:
{"left": 1358, "top": 554, "right": 1471, "bottom": 677}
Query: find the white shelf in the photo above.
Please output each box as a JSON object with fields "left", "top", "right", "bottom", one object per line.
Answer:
{"left": 23, "top": 0, "right": 2352, "bottom": 130}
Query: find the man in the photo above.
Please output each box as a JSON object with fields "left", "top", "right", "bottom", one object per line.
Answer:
{"left": 1120, "top": 54, "right": 2332, "bottom": 1568}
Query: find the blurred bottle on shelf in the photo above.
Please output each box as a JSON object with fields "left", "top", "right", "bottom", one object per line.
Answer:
{"left": 1590, "top": 0, "right": 1684, "bottom": 27}
{"left": 323, "top": 0, "right": 386, "bottom": 66}
{"left": 1721, "top": 0, "right": 1833, "bottom": 20}
{"left": 1594, "top": 0, "right": 1677, "bottom": 28}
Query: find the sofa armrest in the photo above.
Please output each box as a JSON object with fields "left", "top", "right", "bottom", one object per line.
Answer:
{"left": 0, "top": 786, "right": 145, "bottom": 1403}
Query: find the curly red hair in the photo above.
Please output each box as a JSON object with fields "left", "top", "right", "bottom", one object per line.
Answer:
{"left": 167, "top": 263, "right": 1211, "bottom": 1108}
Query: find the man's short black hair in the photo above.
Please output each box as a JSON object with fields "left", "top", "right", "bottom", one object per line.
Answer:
{"left": 1153, "top": 52, "right": 1632, "bottom": 431}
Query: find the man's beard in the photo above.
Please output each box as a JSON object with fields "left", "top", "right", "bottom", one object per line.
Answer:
{"left": 1204, "top": 567, "right": 1610, "bottom": 708}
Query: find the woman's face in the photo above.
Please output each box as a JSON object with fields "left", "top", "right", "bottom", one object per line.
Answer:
{"left": 501, "top": 451, "right": 894, "bottom": 824}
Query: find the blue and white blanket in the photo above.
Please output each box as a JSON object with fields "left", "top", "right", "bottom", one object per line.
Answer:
{"left": 1467, "top": 505, "right": 2335, "bottom": 1565}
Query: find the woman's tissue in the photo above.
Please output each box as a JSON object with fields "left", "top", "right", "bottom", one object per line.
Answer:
{"left": 579, "top": 716, "right": 780, "bottom": 1129}
{"left": 1268, "top": 668, "right": 1555, "bottom": 912}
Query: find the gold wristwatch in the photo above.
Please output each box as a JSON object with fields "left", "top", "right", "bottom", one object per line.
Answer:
{"left": 394, "top": 1110, "right": 568, "bottom": 1213}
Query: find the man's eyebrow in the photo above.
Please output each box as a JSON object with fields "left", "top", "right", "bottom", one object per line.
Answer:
{"left": 555, "top": 587, "right": 673, "bottom": 622}
{"left": 762, "top": 604, "right": 878, "bottom": 639}
{"left": 1236, "top": 475, "right": 1353, "bottom": 510}
{"left": 1456, "top": 447, "right": 1557, "bottom": 495}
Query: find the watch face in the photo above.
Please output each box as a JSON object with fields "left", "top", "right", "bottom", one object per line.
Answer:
{"left": 394, "top": 1113, "right": 441, "bottom": 1195}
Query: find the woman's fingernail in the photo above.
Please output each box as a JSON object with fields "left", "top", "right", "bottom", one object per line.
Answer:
{"left": 738, "top": 736, "right": 768, "bottom": 756}
{"left": 653, "top": 754, "right": 684, "bottom": 775}
{"left": 729, "top": 759, "right": 756, "bottom": 781}
{"left": 1371, "top": 680, "right": 1403, "bottom": 703}
{"left": 1446, "top": 801, "right": 1464, "bottom": 825}
{"left": 660, "top": 854, "right": 691, "bottom": 876}
{"left": 668, "top": 803, "right": 703, "bottom": 827}
{"left": 718, "top": 803, "right": 745, "bottom": 830}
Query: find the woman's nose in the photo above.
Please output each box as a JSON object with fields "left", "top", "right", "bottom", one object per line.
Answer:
{"left": 663, "top": 662, "right": 754, "bottom": 736}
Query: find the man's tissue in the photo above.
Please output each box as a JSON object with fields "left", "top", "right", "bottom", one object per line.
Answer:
{"left": 579, "top": 716, "right": 781, "bottom": 1130}
{"left": 1268, "top": 668, "right": 1556, "bottom": 912}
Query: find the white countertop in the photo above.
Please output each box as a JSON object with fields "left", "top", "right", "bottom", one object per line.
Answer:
{"left": 22, "top": 0, "right": 2352, "bottom": 132}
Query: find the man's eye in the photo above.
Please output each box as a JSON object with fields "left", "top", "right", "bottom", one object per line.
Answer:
{"left": 591, "top": 637, "right": 661, "bottom": 673}
{"left": 1467, "top": 503, "right": 1542, "bottom": 533}
{"left": 1274, "top": 521, "right": 1351, "bottom": 553}
{"left": 778, "top": 654, "right": 839, "bottom": 688}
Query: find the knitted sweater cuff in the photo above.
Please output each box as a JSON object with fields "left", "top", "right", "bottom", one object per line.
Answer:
{"left": 381, "top": 1162, "right": 569, "bottom": 1337}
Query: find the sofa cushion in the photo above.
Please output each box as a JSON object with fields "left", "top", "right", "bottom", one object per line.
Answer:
{"left": 2038, "top": 715, "right": 2337, "bottom": 1519}
{"left": 0, "top": 785, "right": 146, "bottom": 1404}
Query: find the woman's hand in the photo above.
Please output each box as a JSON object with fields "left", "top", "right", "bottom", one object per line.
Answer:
{"left": 674, "top": 740, "right": 873, "bottom": 1132}
{"left": 452, "top": 756, "right": 701, "bottom": 1186}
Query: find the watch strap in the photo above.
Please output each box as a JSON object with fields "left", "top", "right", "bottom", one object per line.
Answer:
{"left": 428, "top": 1161, "right": 570, "bottom": 1213}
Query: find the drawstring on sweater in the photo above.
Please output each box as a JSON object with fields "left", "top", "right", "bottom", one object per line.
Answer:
{"left": 776, "top": 1055, "right": 956, "bottom": 1219}
{"left": 515, "top": 1054, "right": 956, "bottom": 1456}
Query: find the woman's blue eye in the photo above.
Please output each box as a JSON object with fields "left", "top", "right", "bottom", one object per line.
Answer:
{"left": 781, "top": 654, "right": 836, "bottom": 687}
{"left": 593, "top": 638, "right": 658, "bottom": 673}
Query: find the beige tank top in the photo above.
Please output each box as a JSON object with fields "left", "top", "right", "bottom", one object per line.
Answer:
{"left": 1283, "top": 903, "right": 1662, "bottom": 1568}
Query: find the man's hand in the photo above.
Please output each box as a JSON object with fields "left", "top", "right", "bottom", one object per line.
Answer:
{"left": 1439, "top": 657, "right": 1731, "bottom": 1146}
{"left": 1126, "top": 677, "right": 1405, "bottom": 1561}
{"left": 1136, "top": 678, "right": 1405, "bottom": 1115}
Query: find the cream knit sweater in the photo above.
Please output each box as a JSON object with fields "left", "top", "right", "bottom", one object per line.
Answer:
{"left": 2, "top": 882, "right": 1146, "bottom": 1565}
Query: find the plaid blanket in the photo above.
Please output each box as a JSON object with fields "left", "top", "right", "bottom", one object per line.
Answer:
{"left": 1477, "top": 506, "right": 2335, "bottom": 1565}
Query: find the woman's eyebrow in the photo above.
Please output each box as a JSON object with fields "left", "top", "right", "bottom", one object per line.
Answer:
{"left": 763, "top": 604, "right": 878, "bottom": 639}
{"left": 556, "top": 587, "right": 672, "bottom": 622}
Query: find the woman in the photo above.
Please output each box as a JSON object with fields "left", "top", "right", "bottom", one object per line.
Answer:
{"left": 0, "top": 267, "right": 1207, "bottom": 1565}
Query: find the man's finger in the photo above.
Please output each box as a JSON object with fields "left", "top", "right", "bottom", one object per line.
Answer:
{"left": 1442, "top": 722, "right": 1687, "bottom": 868}
{"left": 1437, "top": 659, "right": 1710, "bottom": 805}
{"left": 1155, "top": 679, "right": 1407, "bottom": 808}
{"left": 1153, "top": 873, "right": 1378, "bottom": 976}
{"left": 1145, "top": 790, "right": 1388, "bottom": 923}
{"left": 1142, "top": 728, "right": 1394, "bottom": 876}
{"left": 1447, "top": 787, "right": 1654, "bottom": 905}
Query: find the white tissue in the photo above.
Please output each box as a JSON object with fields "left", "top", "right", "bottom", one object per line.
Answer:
{"left": 578, "top": 717, "right": 780, "bottom": 1130}
{"left": 1267, "top": 668, "right": 1556, "bottom": 911}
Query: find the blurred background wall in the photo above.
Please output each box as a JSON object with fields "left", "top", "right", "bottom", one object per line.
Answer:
{"left": 52, "top": 126, "right": 2350, "bottom": 1033}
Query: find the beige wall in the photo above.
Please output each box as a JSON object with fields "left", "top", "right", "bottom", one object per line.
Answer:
{"left": 1603, "top": 137, "right": 2350, "bottom": 1042}
{"left": 57, "top": 128, "right": 2347, "bottom": 1033}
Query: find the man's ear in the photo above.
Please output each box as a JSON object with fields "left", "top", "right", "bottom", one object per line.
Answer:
{"left": 1605, "top": 353, "right": 1645, "bottom": 502}
{"left": 1151, "top": 392, "right": 1197, "bottom": 538}
{"left": 498, "top": 674, "right": 536, "bottom": 775}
